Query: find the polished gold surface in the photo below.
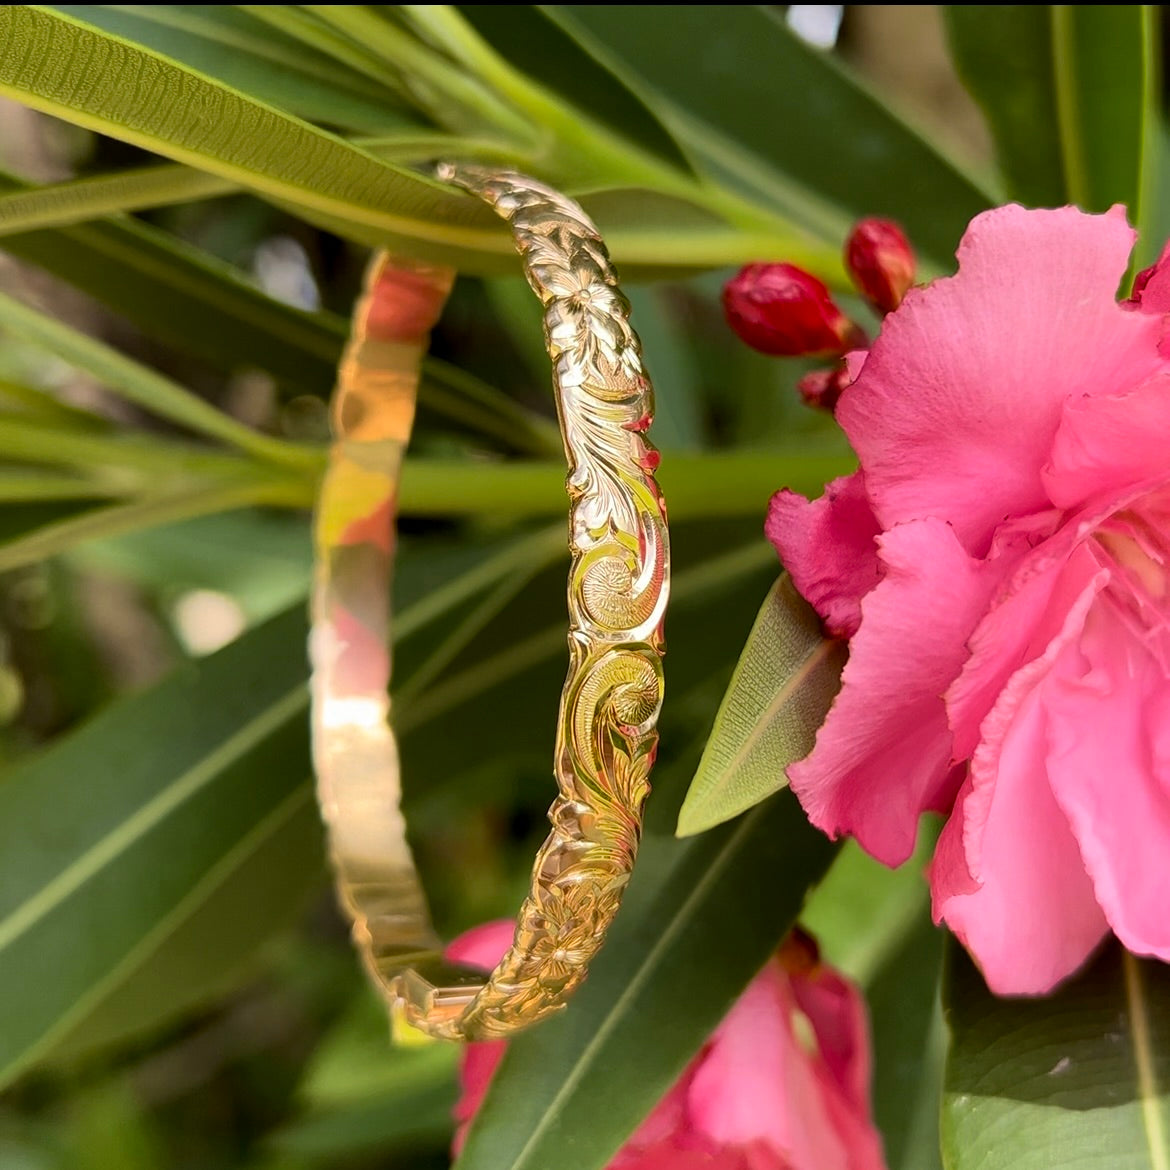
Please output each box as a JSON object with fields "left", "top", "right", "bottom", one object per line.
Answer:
{"left": 310, "top": 166, "right": 669, "bottom": 1040}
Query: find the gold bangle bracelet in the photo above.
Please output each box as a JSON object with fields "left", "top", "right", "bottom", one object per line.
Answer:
{"left": 309, "top": 165, "right": 670, "bottom": 1041}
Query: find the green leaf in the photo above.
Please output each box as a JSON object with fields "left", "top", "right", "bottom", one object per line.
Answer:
{"left": 0, "top": 482, "right": 311, "bottom": 574}
{"left": 801, "top": 829, "right": 935, "bottom": 987}
{"left": 0, "top": 528, "right": 567, "bottom": 1081}
{"left": 943, "top": 941, "right": 1170, "bottom": 1169}
{"left": 869, "top": 915, "right": 946, "bottom": 1170}
{"left": 0, "top": 167, "right": 556, "bottom": 447}
{"left": 0, "top": 470, "right": 120, "bottom": 502}
{"left": 800, "top": 825, "right": 945, "bottom": 1169}
{"left": 544, "top": 4, "right": 995, "bottom": 266}
{"left": 0, "top": 167, "right": 345, "bottom": 397}
{"left": 0, "top": 289, "right": 319, "bottom": 469}
{"left": 0, "top": 9, "right": 849, "bottom": 276}
{"left": 0, "top": 164, "right": 233, "bottom": 236}
{"left": 398, "top": 450, "right": 853, "bottom": 521}
{"left": 1051, "top": 6, "right": 1158, "bottom": 222}
{"left": 0, "top": 448, "right": 847, "bottom": 572}
{"left": 0, "top": 5, "right": 513, "bottom": 268}
{"left": 0, "top": 413, "right": 277, "bottom": 480}
{"left": 0, "top": 604, "right": 312, "bottom": 1088}
{"left": 455, "top": 778, "right": 839, "bottom": 1170}
{"left": 46, "top": 790, "right": 324, "bottom": 1064}
{"left": 944, "top": 7, "right": 1066, "bottom": 206}
{"left": 452, "top": 4, "right": 692, "bottom": 174}
{"left": 946, "top": 6, "right": 1158, "bottom": 222}
{"left": 52, "top": 4, "right": 414, "bottom": 133}
{"left": 294, "top": 5, "right": 543, "bottom": 150}
{"left": 676, "top": 574, "right": 846, "bottom": 837}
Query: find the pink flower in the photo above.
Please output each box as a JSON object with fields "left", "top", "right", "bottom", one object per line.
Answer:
{"left": 768, "top": 204, "right": 1170, "bottom": 994}
{"left": 448, "top": 921, "right": 886, "bottom": 1170}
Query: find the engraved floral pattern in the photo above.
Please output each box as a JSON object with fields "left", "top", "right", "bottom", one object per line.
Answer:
{"left": 420, "top": 165, "right": 671, "bottom": 1040}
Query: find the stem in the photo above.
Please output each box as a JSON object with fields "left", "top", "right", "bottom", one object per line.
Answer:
{"left": 396, "top": 5, "right": 805, "bottom": 238}
{"left": 394, "top": 450, "right": 853, "bottom": 519}
{"left": 303, "top": 6, "right": 541, "bottom": 149}
{"left": 0, "top": 481, "right": 287, "bottom": 573}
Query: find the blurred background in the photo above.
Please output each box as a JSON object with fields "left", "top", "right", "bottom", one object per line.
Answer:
{"left": 0, "top": 6, "right": 1148, "bottom": 1168}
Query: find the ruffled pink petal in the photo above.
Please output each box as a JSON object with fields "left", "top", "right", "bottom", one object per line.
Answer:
{"left": 766, "top": 473, "right": 882, "bottom": 638}
{"left": 931, "top": 591, "right": 1110, "bottom": 994}
{"left": 842, "top": 348, "right": 869, "bottom": 384}
{"left": 688, "top": 963, "right": 881, "bottom": 1170}
{"left": 790, "top": 968, "right": 873, "bottom": 1120}
{"left": 1046, "top": 604, "right": 1170, "bottom": 960}
{"left": 838, "top": 204, "right": 1165, "bottom": 557}
{"left": 1045, "top": 374, "right": 1170, "bottom": 509}
{"left": 947, "top": 533, "right": 1102, "bottom": 761}
{"left": 790, "top": 518, "right": 997, "bottom": 866}
{"left": 687, "top": 966, "right": 799, "bottom": 1153}
{"left": 1131, "top": 238, "right": 1170, "bottom": 313}
{"left": 789, "top": 968, "right": 885, "bottom": 1170}
{"left": 612, "top": 1138, "right": 767, "bottom": 1170}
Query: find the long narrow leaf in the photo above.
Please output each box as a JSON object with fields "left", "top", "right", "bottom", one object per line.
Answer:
{"left": 0, "top": 449, "right": 848, "bottom": 572}
{"left": 945, "top": 7, "right": 1066, "bottom": 206}
{"left": 0, "top": 482, "right": 309, "bottom": 574}
{"left": 0, "top": 528, "right": 577, "bottom": 1080}
{"left": 1051, "top": 6, "right": 1159, "bottom": 230}
{"left": 0, "top": 6, "right": 512, "bottom": 266}
{"left": 45, "top": 789, "right": 322, "bottom": 1064}
{"left": 0, "top": 166, "right": 344, "bottom": 395}
{"left": 0, "top": 164, "right": 233, "bottom": 236}
{"left": 677, "top": 574, "right": 846, "bottom": 836}
{"left": 0, "top": 289, "right": 318, "bottom": 468}
{"left": 448, "top": 4, "right": 691, "bottom": 174}
{"left": 397, "top": 450, "right": 853, "bottom": 520}
{"left": 544, "top": 5, "right": 995, "bottom": 266}
{"left": 53, "top": 4, "right": 413, "bottom": 133}
{"left": 947, "top": 5, "right": 1158, "bottom": 234}
{"left": 0, "top": 8, "right": 845, "bottom": 274}
{"left": 456, "top": 774, "right": 838, "bottom": 1170}
{"left": 944, "top": 941, "right": 1170, "bottom": 1169}
{"left": 0, "top": 605, "right": 311, "bottom": 1087}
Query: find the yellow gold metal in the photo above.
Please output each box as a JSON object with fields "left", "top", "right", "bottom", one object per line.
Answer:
{"left": 310, "top": 166, "right": 669, "bottom": 1041}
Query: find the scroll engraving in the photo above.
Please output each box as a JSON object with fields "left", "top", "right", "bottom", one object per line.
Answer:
{"left": 311, "top": 166, "right": 670, "bottom": 1041}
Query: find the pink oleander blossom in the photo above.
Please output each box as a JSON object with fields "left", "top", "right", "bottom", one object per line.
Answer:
{"left": 448, "top": 921, "right": 886, "bottom": 1170}
{"left": 768, "top": 204, "right": 1170, "bottom": 994}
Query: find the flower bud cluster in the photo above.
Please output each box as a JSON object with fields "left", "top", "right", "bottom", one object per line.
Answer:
{"left": 722, "top": 217, "right": 917, "bottom": 411}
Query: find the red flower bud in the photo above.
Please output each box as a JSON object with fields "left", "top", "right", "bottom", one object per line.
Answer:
{"left": 845, "top": 218, "right": 916, "bottom": 313}
{"left": 797, "top": 365, "right": 851, "bottom": 412}
{"left": 722, "top": 263, "right": 864, "bottom": 356}
{"left": 1129, "top": 260, "right": 1160, "bottom": 306}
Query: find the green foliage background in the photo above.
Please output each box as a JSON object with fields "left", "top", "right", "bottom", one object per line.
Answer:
{"left": 0, "top": 6, "right": 1166, "bottom": 1169}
